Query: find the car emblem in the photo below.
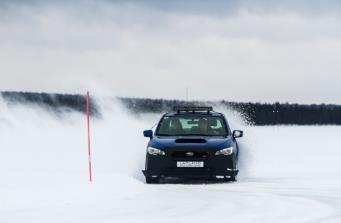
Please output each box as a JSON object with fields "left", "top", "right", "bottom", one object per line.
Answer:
{"left": 186, "top": 152, "right": 194, "bottom": 156}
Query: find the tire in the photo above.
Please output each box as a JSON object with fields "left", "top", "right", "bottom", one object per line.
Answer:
{"left": 145, "top": 176, "right": 160, "bottom": 184}
{"left": 224, "top": 175, "right": 237, "bottom": 182}
{"left": 229, "top": 175, "right": 237, "bottom": 182}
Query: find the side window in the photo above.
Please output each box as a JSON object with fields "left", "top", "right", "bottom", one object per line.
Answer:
{"left": 208, "top": 117, "right": 228, "bottom": 135}
{"left": 158, "top": 117, "right": 170, "bottom": 133}
{"left": 211, "top": 119, "right": 223, "bottom": 129}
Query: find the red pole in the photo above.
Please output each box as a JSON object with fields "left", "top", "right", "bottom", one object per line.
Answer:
{"left": 86, "top": 91, "right": 93, "bottom": 182}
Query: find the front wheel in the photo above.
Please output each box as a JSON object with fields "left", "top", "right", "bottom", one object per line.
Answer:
{"left": 145, "top": 176, "right": 160, "bottom": 184}
{"left": 224, "top": 175, "right": 237, "bottom": 182}
{"left": 229, "top": 175, "right": 237, "bottom": 182}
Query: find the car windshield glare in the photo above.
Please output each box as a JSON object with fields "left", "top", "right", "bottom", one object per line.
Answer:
{"left": 156, "top": 115, "right": 228, "bottom": 136}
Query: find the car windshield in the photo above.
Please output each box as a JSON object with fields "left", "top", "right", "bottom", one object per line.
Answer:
{"left": 156, "top": 114, "right": 228, "bottom": 136}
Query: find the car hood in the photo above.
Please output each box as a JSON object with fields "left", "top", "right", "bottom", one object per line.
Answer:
{"left": 149, "top": 136, "right": 233, "bottom": 150}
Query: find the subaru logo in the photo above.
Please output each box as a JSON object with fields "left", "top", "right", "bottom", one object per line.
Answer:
{"left": 186, "top": 152, "right": 194, "bottom": 156}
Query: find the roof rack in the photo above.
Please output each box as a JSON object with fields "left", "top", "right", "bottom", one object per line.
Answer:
{"left": 173, "top": 106, "right": 213, "bottom": 114}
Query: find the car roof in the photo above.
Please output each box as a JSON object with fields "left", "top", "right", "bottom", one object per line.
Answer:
{"left": 164, "top": 111, "right": 224, "bottom": 117}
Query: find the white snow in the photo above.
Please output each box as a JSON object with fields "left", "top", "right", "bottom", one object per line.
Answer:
{"left": 1, "top": 98, "right": 341, "bottom": 223}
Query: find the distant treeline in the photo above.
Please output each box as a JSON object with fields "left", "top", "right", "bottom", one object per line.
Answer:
{"left": 1, "top": 91, "right": 341, "bottom": 125}
{"left": 120, "top": 98, "right": 341, "bottom": 125}
{"left": 0, "top": 91, "right": 98, "bottom": 115}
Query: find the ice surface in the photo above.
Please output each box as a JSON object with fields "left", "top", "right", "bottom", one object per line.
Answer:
{"left": 0, "top": 98, "right": 341, "bottom": 223}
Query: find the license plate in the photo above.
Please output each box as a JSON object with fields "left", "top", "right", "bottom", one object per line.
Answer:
{"left": 177, "top": 161, "right": 204, "bottom": 168}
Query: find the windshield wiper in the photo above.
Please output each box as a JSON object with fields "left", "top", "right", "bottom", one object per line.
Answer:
{"left": 182, "top": 134, "right": 224, "bottom": 136}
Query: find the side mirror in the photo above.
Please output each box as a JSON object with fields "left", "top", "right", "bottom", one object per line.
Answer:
{"left": 143, "top": 130, "right": 153, "bottom": 138}
{"left": 233, "top": 130, "right": 243, "bottom": 138}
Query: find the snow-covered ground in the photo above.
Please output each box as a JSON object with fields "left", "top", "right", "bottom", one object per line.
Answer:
{"left": 1, "top": 98, "right": 341, "bottom": 223}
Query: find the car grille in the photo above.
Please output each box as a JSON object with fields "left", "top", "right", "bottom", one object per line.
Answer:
{"left": 171, "top": 151, "right": 210, "bottom": 161}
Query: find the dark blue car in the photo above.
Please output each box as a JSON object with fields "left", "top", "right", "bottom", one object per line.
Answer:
{"left": 142, "top": 106, "right": 243, "bottom": 184}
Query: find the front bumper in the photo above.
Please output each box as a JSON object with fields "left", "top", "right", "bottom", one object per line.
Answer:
{"left": 142, "top": 168, "right": 238, "bottom": 178}
{"left": 142, "top": 149, "right": 238, "bottom": 178}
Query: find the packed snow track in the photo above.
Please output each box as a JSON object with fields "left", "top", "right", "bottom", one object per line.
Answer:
{"left": 0, "top": 99, "right": 340, "bottom": 223}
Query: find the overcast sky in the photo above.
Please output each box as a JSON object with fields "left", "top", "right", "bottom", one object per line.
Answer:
{"left": 1, "top": 0, "right": 341, "bottom": 103}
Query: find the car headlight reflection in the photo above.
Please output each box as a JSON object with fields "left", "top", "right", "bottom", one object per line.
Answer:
{"left": 147, "top": 147, "right": 166, "bottom": 156}
{"left": 215, "top": 147, "right": 233, "bottom": 156}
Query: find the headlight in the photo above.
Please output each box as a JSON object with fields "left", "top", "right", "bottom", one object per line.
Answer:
{"left": 147, "top": 147, "right": 165, "bottom": 156}
{"left": 215, "top": 147, "right": 233, "bottom": 156}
